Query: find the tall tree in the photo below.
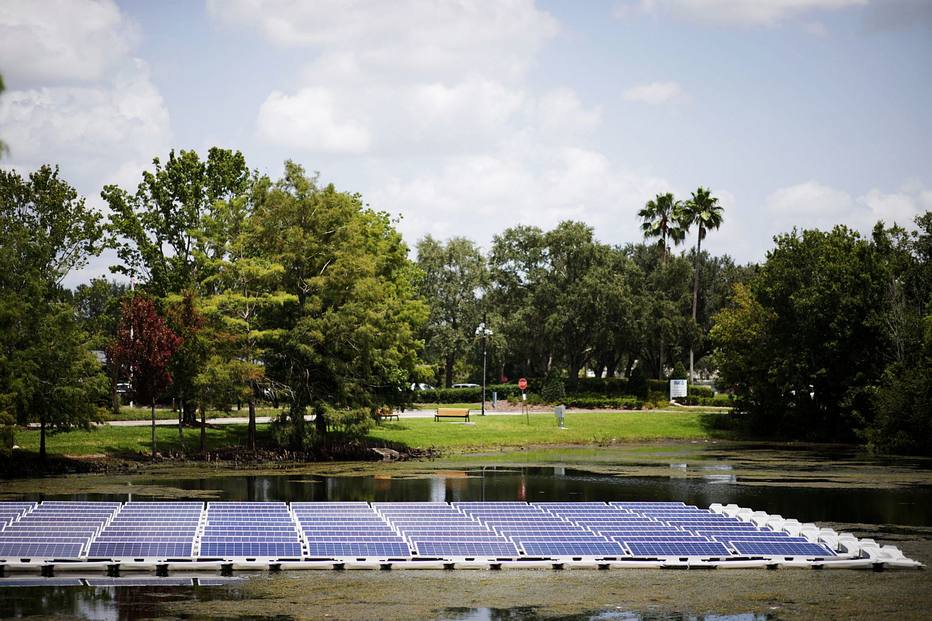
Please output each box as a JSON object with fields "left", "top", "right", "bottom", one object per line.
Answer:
{"left": 109, "top": 295, "right": 181, "bottom": 459}
{"left": 678, "top": 187, "right": 724, "bottom": 381}
{"left": 638, "top": 192, "right": 685, "bottom": 259}
{"left": 103, "top": 148, "right": 250, "bottom": 296}
{"left": 0, "top": 166, "right": 107, "bottom": 461}
{"left": 104, "top": 147, "right": 250, "bottom": 423}
{"left": 416, "top": 236, "right": 486, "bottom": 387}
{"left": 71, "top": 278, "right": 129, "bottom": 414}
{"left": 248, "top": 162, "right": 427, "bottom": 446}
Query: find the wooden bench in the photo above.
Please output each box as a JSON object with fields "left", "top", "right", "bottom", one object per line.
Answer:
{"left": 434, "top": 408, "right": 470, "bottom": 422}
{"left": 375, "top": 407, "right": 399, "bottom": 423}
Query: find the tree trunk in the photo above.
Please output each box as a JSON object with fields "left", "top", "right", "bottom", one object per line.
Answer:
{"left": 291, "top": 402, "right": 305, "bottom": 451}
{"left": 178, "top": 394, "right": 184, "bottom": 445}
{"left": 39, "top": 419, "right": 46, "bottom": 463}
{"left": 444, "top": 353, "right": 454, "bottom": 388}
{"left": 247, "top": 396, "right": 257, "bottom": 451}
{"left": 110, "top": 373, "right": 120, "bottom": 417}
{"left": 151, "top": 398, "right": 157, "bottom": 460}
{"left": 659, "top": 333, "right": 665, "bottom": 380}
{"left": 690, "top": 230, "right": 702, "bottom": 383}
{"left": 314, "top": 402, "right": 326, "bottom": 434}
{"left": 199, "top": 404, "right": 206, "bottom": 455}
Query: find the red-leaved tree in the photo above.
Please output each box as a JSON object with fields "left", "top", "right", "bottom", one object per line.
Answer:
{"left": 108, "top": 295, "right": 181, "bottom": 458}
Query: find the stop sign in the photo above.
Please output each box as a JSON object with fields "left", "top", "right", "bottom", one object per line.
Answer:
{"left": 518, "top": 378, "right": 528, "bottom": 391}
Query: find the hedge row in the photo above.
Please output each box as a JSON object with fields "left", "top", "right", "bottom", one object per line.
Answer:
{"left": 414, "top": 382, "right": 717, "bottom": 404}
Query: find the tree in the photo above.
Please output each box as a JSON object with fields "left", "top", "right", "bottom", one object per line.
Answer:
{"left": 0, "top": 166, "right": 107, "bottom": 461}
{"left": 165, "top": 291, "right": 207, "bottom": 441}
{"left": 103, "top": 148, "right": 250, "bottom": 297}
{"left": 72, "top": 278, "right": 129, "bottom": 415}
{"left": 711, "top": 227, "right": 888, "bottom": 440}
{"left": 109, "top": 295, "right": 181, "bottom": 458}
{"left": 416, "top": 236, "right": 486, "bottom": 387}
{"left": 201, "top": 257, "right": 294, "bottom": 451}
{"left": 247, "top": 162, "right": 427, "bottom": 447}
{"left": 638, "top": 192, "right": 685, "bottom": 259}
{"left": 678, "top": 187, "right": 724, "bottom": 382}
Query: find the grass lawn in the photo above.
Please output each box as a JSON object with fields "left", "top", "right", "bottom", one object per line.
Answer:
{"left": 13, "top": 424, "right": 259, "bottom": 456}
{"left": 369, "top": 410, "right": 728, "bottom": 451}
{"left": 8, "top": 410, "right": 730, "bottom": 459}
{"left": 103, "top": 406, "right": 283, "bottom": 422}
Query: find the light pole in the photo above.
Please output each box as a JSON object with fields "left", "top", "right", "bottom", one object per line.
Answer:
{"left": 476, "top": 322, "right": 493, "bottom": 416}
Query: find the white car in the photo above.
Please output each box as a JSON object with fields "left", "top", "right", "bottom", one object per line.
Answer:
{"left": 452, "top": 383, "right": 480, "bottom": 388}
{"left": 410, "top": 383, "right": 435, "bottom": 391}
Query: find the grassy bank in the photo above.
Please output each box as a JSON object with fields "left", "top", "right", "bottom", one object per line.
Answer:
{"left": 6, "top": 410, "right": 730, "bottom": 460}
{"left": 102, "top": 406, "right": 283, "bottom": 422}
{"left": 369, "top": 410, "right": 728, "bottom": 451}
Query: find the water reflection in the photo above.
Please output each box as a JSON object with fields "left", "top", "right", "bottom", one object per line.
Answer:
{"left": 442, "top": 610, "right": 773, "bottom": 621}
{"left": 14, "top": 463, "right": 932, "bottom": 527}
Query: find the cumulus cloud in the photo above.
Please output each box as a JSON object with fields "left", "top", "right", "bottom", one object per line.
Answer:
{"left": 614, "top": 0, "right": 866, "bottom": 27}
{"left": 623, "top": 81, "right": 684, "bottom": 105}
{"left": 208, "top": 0, "right": 559, "bottom": 81}
{"left": 370, "top": 143, "right": 673, "bottom": 247}
{"left": 0, "top": 0, "right": 137, "bottom": 84}
{"left": 764, "top": 180, "right": 928, "bottom": 234}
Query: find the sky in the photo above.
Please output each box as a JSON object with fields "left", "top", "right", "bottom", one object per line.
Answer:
{"left": 1, "top": 0, "right": 930, "bottom": 287}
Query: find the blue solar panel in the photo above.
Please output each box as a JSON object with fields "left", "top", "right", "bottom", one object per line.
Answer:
{"left": 88, "top": 542, "right": 193, "bottom": 556}
{"left": 306, "top": 542, "right": 411, "bottom": 556}
{"left": 0, "top": 542, "right": 84, "bottom": 557}
{"left": 731, "top": 541, "right": 835, "bottom": 557}
{"left": 199, "top": 542, "right": 302, "bottom": 556}
{"left": 627, "top": 542, "right": 731, "bottom": 556}
{"left": 520, "top": 541, "right": 625, "bottom": 556}
{"left": 415, "top": 542, "right": 519, "bottom": 556}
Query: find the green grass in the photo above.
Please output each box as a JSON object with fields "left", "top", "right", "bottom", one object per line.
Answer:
{"left": 369, "top": 410, "right": 727, "bottom": 451}
{"left": 102, "top": 406, "right": 283, "bottom": 422}
{"left": 13, "top": 424, "right": 259, "bottom": 456}
{"left": 8, "top": 410, "right": 730, "bottom": 459}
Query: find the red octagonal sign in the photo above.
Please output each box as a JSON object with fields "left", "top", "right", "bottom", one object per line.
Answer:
{"left": 518, "top": 378, "right": 528, "bottom": 391}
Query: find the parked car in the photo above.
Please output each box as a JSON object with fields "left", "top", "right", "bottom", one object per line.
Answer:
{"left": 452, "top": 383, "right": 480, "bottom": 388}
{"left": 410, "top": 383, "right": 435, "bottom": 391}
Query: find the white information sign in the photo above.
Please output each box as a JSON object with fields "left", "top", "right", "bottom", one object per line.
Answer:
{"left": 669, "top": 379, "right": 688, "bottom": 400}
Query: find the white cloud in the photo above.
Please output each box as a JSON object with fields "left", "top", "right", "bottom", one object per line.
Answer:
{"left": 0, "top": 0, "right": 136, "bottom": 84}
{"left": 615, "top": 0, "right": 866, "bottom": 26}
{"left": 370, "top": 143, "right": 672, "bottom": 247}
{"left": 764, "top": 180, "right": 928, "bottom": 234}
{"left": 257, "top": 88, "right": 371, "bottom": 154}
{"left": 209, "top": 0, "right": 559, "bottom": 82}
{"left": 623, "top": 81, "right": 684, "bottom": 105}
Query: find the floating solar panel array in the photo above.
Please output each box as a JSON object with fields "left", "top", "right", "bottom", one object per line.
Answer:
{"left": 88, "top": 502, "right": 202, "bottom": 559}
{"left": 199, "top": 502, "right": 302, "bottom": 558}
{"left": 0, "top": 501, "right": 921, "bottom": 570}
{"left": 375, "top": 502, "right": 519, "bottom": 557}
{"left": 294, "top": 501, "right": 411, "bottom": 557}
{"left": 0, "top": 501, "right": 119, "bottom": 559}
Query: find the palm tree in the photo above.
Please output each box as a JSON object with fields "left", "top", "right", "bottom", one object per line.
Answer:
{"left": 678, "top": 187, "right": 724, "bottom": 382}
{"left": 638, "top": 193, "right": 685, "bottom": 378}
{"left": 638, "top": 193, "right": 685, "bottom": 260}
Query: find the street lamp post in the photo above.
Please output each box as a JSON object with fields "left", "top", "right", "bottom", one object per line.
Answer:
{"left": 476, "top": 322, "right": 493, "bottom": 416}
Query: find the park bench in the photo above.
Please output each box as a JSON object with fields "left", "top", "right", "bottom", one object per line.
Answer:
{"left": 375, "top": 407, "right": 399, "bottom": 423}
{"left": 434, "top": 408, "right": 470, "bottom": 422}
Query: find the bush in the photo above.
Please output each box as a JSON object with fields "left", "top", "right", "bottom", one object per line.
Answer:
{"left": 561, "top": 395, "right": 643, "bottom": 410}
{"left": 572, "top": 377, "right": 629, "bottom": 395}
{"left": 670, "top": 361, "right": 687, "bottom": 380}
{"left": 628, "top": 367, "right": 648, "bottom": 399}
{"left": 415, "top": 384, "right": 523, "bottom": 403}
{"left": 541, "top": 371, "right": 566, "bottom": 404}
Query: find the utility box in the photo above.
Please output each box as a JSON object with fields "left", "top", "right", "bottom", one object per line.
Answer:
{"left": 554, "top": 405, "right": 566, "bottom": 428}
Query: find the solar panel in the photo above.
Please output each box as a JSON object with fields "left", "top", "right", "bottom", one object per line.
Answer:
{"left": 730, "top": 541, "right": 835, "bottom": 557}
{"left": 306, "top": 542, "right": 412, "bottom": 556}
{"left": 199, "top": 542, "right": 302, "bottom": 556}
{"left": 520, "top": 541, "right": 625, "bottom": 556}
{"left": 626, "top": 541, "right": 731, "bottom": 556}
{"left": 415, "top": 541, "right": 519, "bottom": 556}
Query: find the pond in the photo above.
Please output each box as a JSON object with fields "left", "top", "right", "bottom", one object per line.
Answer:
{"left": 1, "top": 442, "right": 931, "bottom": 619}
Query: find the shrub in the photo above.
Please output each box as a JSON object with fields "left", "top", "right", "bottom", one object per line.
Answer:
{"left": 573, "top": 377, "right": 629, "bottom": 395}
{"left": 541, "top": 371, "right": 566, "bottom": 404}
{"left": 670, "top": 361, "right": 687, "bottom": 380}
{"left": 628, "top": 366, "right": 648, "bottom": 399}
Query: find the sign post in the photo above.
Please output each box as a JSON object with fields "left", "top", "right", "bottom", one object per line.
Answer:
{"left": 518, "top": 378, "right": 528, "bottom": 424}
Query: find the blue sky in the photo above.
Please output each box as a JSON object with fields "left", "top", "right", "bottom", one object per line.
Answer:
{"left": 1, "top": 0, "right": 930, "bottom": 286}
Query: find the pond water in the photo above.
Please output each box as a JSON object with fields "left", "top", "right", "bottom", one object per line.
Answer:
{"left": 2, "top": 442, "right": 931, "bottom": 620}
